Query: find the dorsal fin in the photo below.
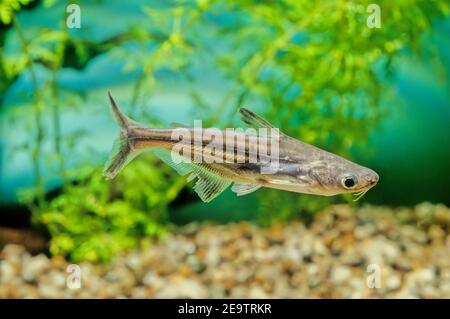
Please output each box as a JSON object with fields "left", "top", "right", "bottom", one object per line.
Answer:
{"left": 170, "top": 122, "right": 189, "bottom": 128}
{"left": 239, "top": 108, "right": 287, "bottom": 139}
{"left": 239, "top": 108, "right": 276, "bottom": 129}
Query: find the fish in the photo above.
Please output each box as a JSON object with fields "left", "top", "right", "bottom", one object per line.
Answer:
{"left": 103, "top": 92, "right": 379, "bottom": 202}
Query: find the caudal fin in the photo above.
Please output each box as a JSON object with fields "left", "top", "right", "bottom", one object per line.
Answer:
{"left": 103, "top": 92, "right": 142, "bottom": 180}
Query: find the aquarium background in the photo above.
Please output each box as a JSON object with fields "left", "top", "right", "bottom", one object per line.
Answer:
{"left": 0, "top": 0, "right": 449, "bottom": 298}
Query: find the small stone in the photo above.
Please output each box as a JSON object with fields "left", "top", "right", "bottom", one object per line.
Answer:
{"left": 1, "top": 244, "right": 26, "bottom": 258}
{"left": 354, "top": 224, "right": 376, "bottom": 239}
{"left": 264, "top": 224, "right": 285, "bottom": 245}
{"left": 330, "top": 266, "right": 352, "bottom": 284}
{"left": 428, "top": 225, "right": 445, "bottom": 241}
{"left": 404, "top": 268, "right": 437, "bottom": 297}
{"left": 434, "top": 204, "right": 450, "bottom": 225}
{"left": 142, "top": 271, "right": 165, "bottom": 290}
{"left": 360, "top": 237, "right": 401, "bottom": 264}
{"left": 392, "top": 257, "right": 413, "bottom": 271}
{"left": 131, "top": 286, "right": 154, "bottom": 298}
{"left": 0, "top": 261, "right": 20, "bottom": 285}
{"left": 248, "top": 285, "right": 270, "bottom": 298}
{"left": 22, "top": 254, "right": 49, "bottom": 282}
{"left": 156, "top": 277, "right": 207, "bottom": 298}
{"left": 384, "top": 269, "right": 401, "bottom": 291}
{"left": 37, "top": 284, "right": 62, "bottom": 298}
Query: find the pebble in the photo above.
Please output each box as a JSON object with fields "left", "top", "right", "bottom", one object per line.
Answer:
{"left": 330, "top": 265, "right": 352, "bottom": 284}
{"left": 22, "top": 254, "right": 49, "bottom": 283}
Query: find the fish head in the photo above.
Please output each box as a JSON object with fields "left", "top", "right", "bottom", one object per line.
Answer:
{"left": 265, "top": 156, "right": 378, "bottom": 198}
{"left": 306, "top": 157, "right": 379, "bottom": 197}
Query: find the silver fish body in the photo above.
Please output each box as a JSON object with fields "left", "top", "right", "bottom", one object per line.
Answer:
{"left": 104, "top": 92, "right": 379, "bottom": 202}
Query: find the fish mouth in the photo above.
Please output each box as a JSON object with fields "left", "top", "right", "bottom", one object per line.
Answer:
{"left": 352, "top": 179, "right": 378, "bottom": 201}
{"left": 353, "top": 172, "right": 378, "bottom": 193}
{"left": 364, "top": 172, "right": 379, "bottom": 186}
{"left": 352, "top": 188, "right": 370, "bottom": 201}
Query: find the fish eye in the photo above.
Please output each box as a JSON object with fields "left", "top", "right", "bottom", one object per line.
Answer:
{"left": 342, "top": 175, "right": 358, "bottom": 189}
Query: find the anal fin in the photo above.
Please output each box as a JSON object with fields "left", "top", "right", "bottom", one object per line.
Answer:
{"left": 231, "top": 183, "right": 261, "bottom": 196}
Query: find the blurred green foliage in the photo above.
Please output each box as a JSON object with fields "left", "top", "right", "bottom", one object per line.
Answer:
{"left": 1, "top": 0, "right": 449, "bottom": 261}
{"left": 0, "top": 0, "right": 31, "bottom": 25}
{"left": 32, "top": 155, "right": 185, "bottom": 262}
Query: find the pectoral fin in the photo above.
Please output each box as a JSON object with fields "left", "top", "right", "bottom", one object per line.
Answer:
{"left": 152, "top": 149, "right": 231, "bottom": 202}
{"left": 190, "top": 168, "right": 231, "bottom": 203}
{"left": 231, "top": 183, "right": 261, "bottom": 196}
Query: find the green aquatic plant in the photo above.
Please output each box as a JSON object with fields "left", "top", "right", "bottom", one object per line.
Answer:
{"left": 33, "top": 155, "right": 185, "bottom": 262}
{"left": 0, "top": 0, "right": 31, "bottom": 25}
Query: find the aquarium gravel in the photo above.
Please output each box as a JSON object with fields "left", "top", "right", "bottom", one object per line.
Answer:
{"left": 1, "top": 203, "right": 448, "bottom": 298}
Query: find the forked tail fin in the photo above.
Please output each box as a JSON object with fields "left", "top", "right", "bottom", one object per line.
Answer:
{"left": 103, "top": 92, "right": 143, "bottom": 180}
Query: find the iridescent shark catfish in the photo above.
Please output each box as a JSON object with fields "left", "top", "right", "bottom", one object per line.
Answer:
{"left": 103, "top": 92, "right": 379, "bottom": 202}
